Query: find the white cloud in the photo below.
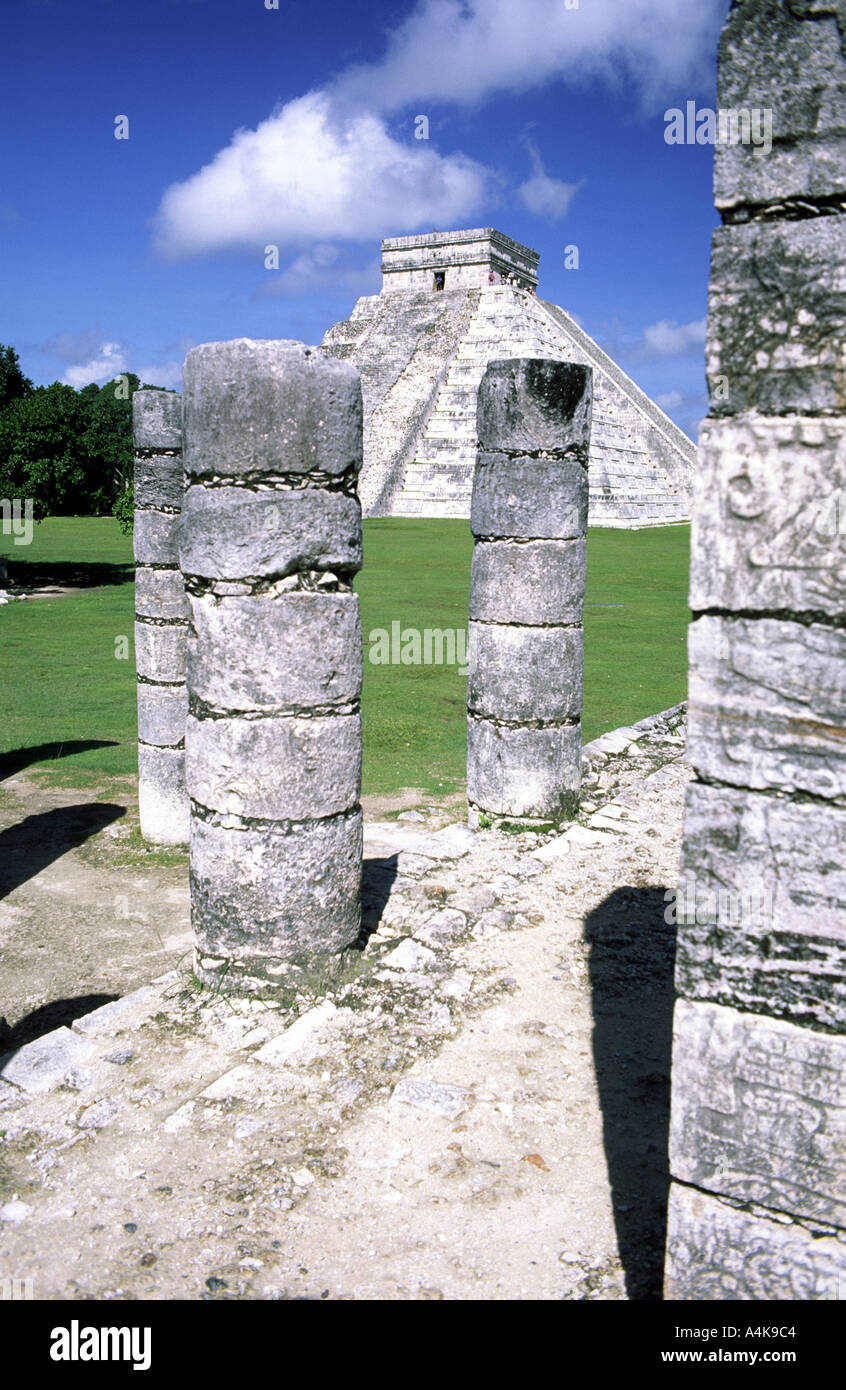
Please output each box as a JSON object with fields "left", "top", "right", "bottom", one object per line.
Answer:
{"left": 61, "top": 341, "right": 128, "bottom": 388}
{"left": 52, "top": 335, "right": 184, "bottom": 391}
{"left": 641, "top": 317, "right": 707, "bottom": 360}
{"left": 153, "top": 0, "right": 725, "bottom": 260}
{"left": 332, "top": 0, "right": 725, "bottom": 116}
{"left": 518, "top": 144, "right": 582, "bottom": 219}
{"left": 136, "top": 360, "right": 183, "bottom": 390}
{"left": 259, "top": 244, "right": 380, "bottom": 297}
{"left": 615, "top": 316, "right": 707, "bottom": 365}
{"left": 654, "top": 389, "right": 684, "bottom": 412}
{"left": 154, "top": 92, "right": 491, "bottom": 259}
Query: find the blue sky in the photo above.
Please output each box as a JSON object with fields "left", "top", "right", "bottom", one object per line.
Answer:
{"left": 2, "top": 0, "right": 730, "bottom": 438}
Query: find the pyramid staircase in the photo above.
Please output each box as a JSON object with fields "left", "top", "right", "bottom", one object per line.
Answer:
{"left": 323, "top": 285, "right": 695, "bottom": 526}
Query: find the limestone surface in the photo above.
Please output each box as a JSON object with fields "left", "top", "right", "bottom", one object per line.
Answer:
{"left": 469, "top": 539, "right": 586, "bottom": 625}
{"left": 686, "top": 614, "right": 846, "bottom": 802}
{"left": 669, "top": 999, "right": 846, "bottom": 1227}
{"left": 187, "top": 592, "right": 362, "bottom": 712}
{"left": 470, "top": 455, "right": 588, "bottom": 539}
{"left": 476, "top": 358, "right": 592, "bottom": 454}
{"left": 191, "top": 810, "right": 363, "bottom": 974}
{"left": 714, "top": 0, "right": 846, "bottom": 211}
{"left": 691, "top": 414, "right": 846, "bottom": 616}
{"left": 467, "top": 717, "right": 582, "bottom": 820}
{"left": 665, "top": 1184, "right": 846, "bottom": 1301}
{"left": 182, "top": 339, "right": 362, "bottom": 479}
{"left": 179, "top": 486, "right": 362, "bottom": 580}
{"left": 676, "top": 781, "right": 846, "bottom": 1032}
{"left": 467, "top": 623, "right": 583, "bottom": 722}
{"left": 706, "top": 218, "right": 846, "bottom": 416}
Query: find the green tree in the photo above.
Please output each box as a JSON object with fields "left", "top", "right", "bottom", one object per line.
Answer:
{"left": 0, "top": 383, "right": 89, "bottom": 519}
{"left": 0, "top": 343, "right": 33, "bottom": 413}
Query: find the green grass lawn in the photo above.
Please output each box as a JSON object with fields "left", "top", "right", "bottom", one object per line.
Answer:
{"left": 0, "top": 516, "right": 690, "bottom": 799}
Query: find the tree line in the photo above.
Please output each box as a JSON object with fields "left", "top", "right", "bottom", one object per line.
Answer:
{"left": 0, "top": 342, "right": 169, "bottom": 532}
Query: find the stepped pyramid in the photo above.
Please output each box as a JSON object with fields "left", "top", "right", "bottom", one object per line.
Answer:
{"left": 322, "top": 228, "right": 696, "bottom": 525}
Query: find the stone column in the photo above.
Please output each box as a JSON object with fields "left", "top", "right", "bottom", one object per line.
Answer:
{"left": 180, "top": 339, "right": 364, "bottom": 995}
{"left": 133, "top": 390, "right": 189, "bottom": 845}
{"left": 467, "top": 358, "right": 591, "bottom": 828}
{"left": 664, "top": 1, "right": 846, "bottom": 1300}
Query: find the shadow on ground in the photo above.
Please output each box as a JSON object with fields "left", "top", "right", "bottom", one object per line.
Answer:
{"left": 0, "top": 994, "right": 119, "bottom": 1054}
{"left": 2, "top": 558, "right": 133, "bottom": 590}
{"left": 584, "top": 884, "right": 676, "bottom": 1301}
{"left": 0, "top": 741, "right": 118, "bottom": 782}
{"left": 0, "top": 803, "right": 125, "bottom": 899}
{"left": 356, "top": 855, "right": 399, "bottom": 948}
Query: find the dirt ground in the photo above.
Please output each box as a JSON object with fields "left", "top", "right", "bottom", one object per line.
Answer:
{"left": 0, "top": 719, "right": 689, "bottom": 1301}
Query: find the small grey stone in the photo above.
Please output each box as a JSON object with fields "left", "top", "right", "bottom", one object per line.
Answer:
{"left": 392, "top": 1077, "right": 469, "bottom": 1120}
{"left": 77, "top": 1098, "right": 121, "bottom": 1130}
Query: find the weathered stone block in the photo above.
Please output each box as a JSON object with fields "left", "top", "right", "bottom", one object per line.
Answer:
{"left": 186, "top": 712, "right": 361, "bottom": 820}
{"left": 138, "top": 744, "right": 188, "bottom": 845}
{"left": 690, "top": 414, "right": 846, "bottom": 616}
{"left": 707, "top": 219, "right": 846, "bottom": 416}
{"left": 133, "top": 511, "right": 179, "bottom": 566}
{"left": 179, "top": 486, "right": 362, "bottom": 579}
{"left": 134, "top": 621, "right": 187, "bottom": 684}
{"left": 134, "top": 566, "right": 190, "bottom": 622}
{"left": 471, "top": 454, "right": 588, "bottom": 539}
{"left": 191, "top": 809, "right": 361, "bottom": 967}
{"left": 132, "top": 389, "right": 182, "bottom": 450}
{"left": 687, "top": 615, "right": 846, "bottom": 802}
{"left": 669, "top": 999, "right": 846, "bottom": 1227}
{"left": 133, "top": 454, "right": 184, "bottom": 511}
{"left": 477, "top": 359, "right": 592, "bottom": 454}
{"left": 0, "top": 1027, "right": 96, "bottom": 1096}
{"left": 467, "top": 716, "right": 581, "bottom": 819}
{"left": 137, "top": 682, "right": 188, "bottom": 747}
{"left": 664, "top": 1182, "right": 846, "bottom": 1301}
{"left": 188, "top": 592, "right": 362, "bottom": 712}
{"left": 468, "top": 623, "right": 583, "bottom": 721}
{"left": 676, "top": 781, "right": 846, "bottom": 1031}
{"left": 469, "top": 539, "right": 586, "bottom": 625}
{"left": 714, "top": 0, "right": 846, "bottom": 211}
{"left": 183, "top": 339, "right": 362, "bottom": 479}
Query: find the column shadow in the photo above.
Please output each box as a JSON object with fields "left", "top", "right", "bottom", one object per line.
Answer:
{"left": 356, "top": 854, "right": 399, "bottom": 948}
{"left": 0, "top": 740, "right": 118, "bottom": 782}
{"left": 0, "top": 994, "right": 119, "bottom": 1054}
{"left": 583, "top": 884, "right": 676, "bottom": 1300}
{"left": 0, "top": 803, "right": 126, "bottom": 899}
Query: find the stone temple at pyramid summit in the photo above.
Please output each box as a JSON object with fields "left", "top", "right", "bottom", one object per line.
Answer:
{"left": 321, "top": 228, "right": 696, "bottom": 526}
